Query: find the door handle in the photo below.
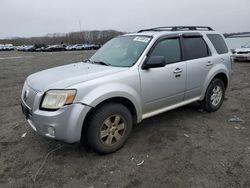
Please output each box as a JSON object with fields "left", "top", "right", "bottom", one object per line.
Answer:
{"left": 206, "top": 61, "right": 213, "bottom": 66}
{"left": 173, "top": 68, "right": 183, "bottom": 74}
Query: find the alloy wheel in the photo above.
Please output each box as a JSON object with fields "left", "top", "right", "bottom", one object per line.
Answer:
{"left": 100, "top": 115, "right": 126, "bottom": 146}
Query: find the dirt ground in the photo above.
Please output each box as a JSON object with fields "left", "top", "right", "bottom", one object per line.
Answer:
{"left": 0, "top": 51, "right": 250, "bottom": 188}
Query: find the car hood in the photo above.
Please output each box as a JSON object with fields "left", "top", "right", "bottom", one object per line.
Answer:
{"left": 26, "top": 62, "right": 126, "bottom": 92}
{"left": 235, "top": 48, "right": 250, "bottom": 52}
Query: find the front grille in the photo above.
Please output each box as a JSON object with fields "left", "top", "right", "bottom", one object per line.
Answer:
{"left": 21, "top": 102, "right": 32, "bottom": 118}
{"left": 237, "top": 51, "right": 249, "bottom": 54}
{"left": 21, "top": 82, "right": 38, "bottom": 109}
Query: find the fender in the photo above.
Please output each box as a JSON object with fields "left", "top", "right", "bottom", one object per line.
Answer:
{"left": 200, "top": 63, "right": 230, "bottom": 100}
{"left": 78, "top": 83, "right": 143, "bottom": 122}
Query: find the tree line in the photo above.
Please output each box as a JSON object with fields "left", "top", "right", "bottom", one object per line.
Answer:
{"left": 3, "top": 30, "right": 249, "bottom": 46}
{"left": 0, "top": 30, "right": 125, "bottom": 46}
{"left": 223, "top": 32, "right": 250, "bottom": 38}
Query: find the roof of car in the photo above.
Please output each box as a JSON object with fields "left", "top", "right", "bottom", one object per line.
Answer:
{"left": 125, "top": 26, "right": 220, "bottom": 38}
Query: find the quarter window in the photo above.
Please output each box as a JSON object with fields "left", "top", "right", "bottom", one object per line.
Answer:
{"left": 207, "top": 34, "right": 228, "bottom": 54}
{"left": 183, "top": 37, "right": 210, "bottom": 60}
{"left": 150, "top": 38, "right": 181, "bottom": 64}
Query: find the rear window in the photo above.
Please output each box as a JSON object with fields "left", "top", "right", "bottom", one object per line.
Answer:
{"left": 183, "top": 37, "right": 210, "bottom": 60}
{"left": 207, "top": 34, "right": 228, "bottom": 54}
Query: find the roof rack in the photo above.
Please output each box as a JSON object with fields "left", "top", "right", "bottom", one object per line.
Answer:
{"left": 138, "top": 26, "right": 213, "bottom": 33}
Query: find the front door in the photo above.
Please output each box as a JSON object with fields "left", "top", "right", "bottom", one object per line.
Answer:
{"left": 139, "top": 37, "right": 186, "bottom": 116}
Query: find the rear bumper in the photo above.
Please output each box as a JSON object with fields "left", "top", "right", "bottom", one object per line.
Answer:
{"left": 21, "top": 102, "right": 92, "bottom": 143}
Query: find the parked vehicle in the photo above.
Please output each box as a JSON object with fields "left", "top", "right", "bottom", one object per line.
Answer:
{"left": 66, "top": 44, "right": 100, "bottom": 51}
{"left": 44, "top": 44, "right": 66, "bottom": 52}
{"left": 74, "top": 44, "right": 86, "bottom": 50}
{"left": 81, "top": 44, "right": 100, "bottom": 50}
{"left": 23, "top": 45, "right": 36, "bottom": 52}
{"left": 0, "top": 44, "right": 4, "bottom": 51}
{"left": 21, "top": 26, "right": 232, "bottom": 154}
{"left": 16, "top": 45, "right": 26, "bottom": 51}
{"left": 5, "top": 44, "right": 14, "bottom": 51}
{"left": 0, "top": 44, "right": 14, "bottom": 51}
{"left": 89, "top": 44, "right": 101, "bottom": 50}
{"left": 65, "top": 45, "right": 77, "bottom": 51}
{"left": 232, "top": 41, "right": 250, "bottom": 61}
{"left": 17, "top": 45, "right": 39, "bottom": 52}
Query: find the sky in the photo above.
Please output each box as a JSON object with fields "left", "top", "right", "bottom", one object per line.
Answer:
{"left": 0, "top": 0, "right": 250, "bottom": 39}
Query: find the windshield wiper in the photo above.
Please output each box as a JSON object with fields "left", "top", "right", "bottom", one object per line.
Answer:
{"left": 83, "top": 59, "right": 111, "bottom": 66}
{"left": 82, "top": 59, "right": 91, "bottom": 63}
{"left": 92, "top": 61, "right": 111, "bottom": 66}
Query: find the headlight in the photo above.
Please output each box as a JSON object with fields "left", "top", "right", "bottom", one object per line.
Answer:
{"left": 41, "top": 90, "right": 76, "bottom": 110}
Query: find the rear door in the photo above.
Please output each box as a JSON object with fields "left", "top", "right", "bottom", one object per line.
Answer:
{"left": 139, "top": 36, "right": 186, "bottom": 115}
{"left": 182, "top": 33, "right": 213, "bottom": 100}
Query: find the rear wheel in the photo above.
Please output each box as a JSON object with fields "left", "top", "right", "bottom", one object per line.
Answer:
{"left": 86, "top": 103, "right": 133, "bottom": 154}
{"left": 203, "top": 78, "right": 225, "bottom": 112}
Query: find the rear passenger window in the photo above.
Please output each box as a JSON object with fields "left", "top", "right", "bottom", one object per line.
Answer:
{"left": 183, "top": 37, "right": 210, "bottom": 60}
{"left": 150, "top": 38, "right": 181, "bottom": 64}
{"left": 207, "top": 34, "right": 228, "bottom": 54}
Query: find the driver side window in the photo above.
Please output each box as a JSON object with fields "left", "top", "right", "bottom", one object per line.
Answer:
{"left": 150, "top": 38, "right": 181, "bottom": 64}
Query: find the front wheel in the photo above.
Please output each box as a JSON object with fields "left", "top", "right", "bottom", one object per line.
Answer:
{"left": 203, "top": 78, "right": 225, "bottom": 112}
{"left": 86, "top": 103, "right": 133, "bottom": 154}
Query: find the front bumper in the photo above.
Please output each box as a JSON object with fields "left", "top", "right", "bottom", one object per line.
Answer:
{"left": 21, "top": 101, "right": 92, "bottom": 143}
{"left": 233, "top": 54, "right": 250, "bottom": 61}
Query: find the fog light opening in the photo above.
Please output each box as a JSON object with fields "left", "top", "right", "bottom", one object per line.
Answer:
{"left": 46, "top": 126, "right": 55, "bottom": 137}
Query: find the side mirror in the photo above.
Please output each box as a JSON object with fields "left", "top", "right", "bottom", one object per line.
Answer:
{"left": 142, "top": 56, "right": 166, "bottom": 69}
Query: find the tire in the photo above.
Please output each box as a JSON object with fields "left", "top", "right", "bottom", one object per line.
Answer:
{"left": 203, "top": 78, "right": 225, "bottom": 112}
{"left": 86, "top": 103, "right": 133, "bottom": 154}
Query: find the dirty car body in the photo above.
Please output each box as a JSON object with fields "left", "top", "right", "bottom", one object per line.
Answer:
{"left": 21, "top": 26, "right": 232, "bottom": 153}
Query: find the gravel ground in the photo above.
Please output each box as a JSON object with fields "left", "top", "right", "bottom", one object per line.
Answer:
{"left": 0, "top": 51, "right": 250, "bottom": 188}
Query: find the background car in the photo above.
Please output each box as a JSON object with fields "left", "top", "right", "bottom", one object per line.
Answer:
{"left": 34, "top": 44, "right": 47, "bottom": 52}
{"left": 81, "top": 44, "right": 100, "bottom": 50}
{"left": 233, "top": 41, "right": 250, "bottom": 61}
{"left": 0, "top": 44, "right": 4, "bottom": 51}
{"left": 0, "top": 44, "right": 14, "bottom": 51}
{"left": 74, "top": 44, "right": 85, "bottom": 50}
{"left": 65, "top": 45, "right": 77, "bottom": 51}
{"left": 5, "top": 44, "right": 15, "bottom": 51}
{"left": 88, "top": 44, "right": 101, "bottom": 50}
{"left": 44, "top": 44, "right": 66, "bottom": 52}
{"left": 65, "top": 44, "right": 100, "bottom": 51}
{"left": 23, "top": 45, "right": 36, "bottom": 52}
{"left": 15, "top": 45, "right": 26, "bottom": 51}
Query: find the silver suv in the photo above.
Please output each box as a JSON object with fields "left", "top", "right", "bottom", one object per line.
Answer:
{"left": 21, "top": 26, "right": 232, "bottom": 153}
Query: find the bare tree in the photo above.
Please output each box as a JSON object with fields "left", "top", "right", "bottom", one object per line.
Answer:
{"left": 0, "top": 30, "right": 125, "bottom": 46}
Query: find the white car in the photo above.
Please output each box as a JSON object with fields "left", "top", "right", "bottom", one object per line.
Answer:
{"left": 233, "top": 42, "right": 250, "bottom": 61}
{"left": 65, "top": 45, "right": 77, "bottom": 51}
{"left": 0, "top": 44, "right": 14, "bottom": 51}
{"left": 0, "top": 44, "right": 4, "bottom": 51}
{"left": 4, "top": 44, "right": 14, "bottom": 51}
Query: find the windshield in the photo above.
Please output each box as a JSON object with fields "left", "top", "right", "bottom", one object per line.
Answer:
{"left": 243, "top": 42, "right": 250, "bottom": 48}
{"left": 90, "top": 35, "right": 152, "bottom": 67}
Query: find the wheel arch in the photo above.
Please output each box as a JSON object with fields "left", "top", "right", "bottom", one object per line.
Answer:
{"left": 201, "top": 70, "right": 229, "bottom": 101}
{"left": 98, "top": 97, "right": 138, "bottom": 122}
{"left": 80, "top": 96, "right": 139, "bottom": 143}
{"left": 213, "top": 72, "right": 228, "bottom": 89}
